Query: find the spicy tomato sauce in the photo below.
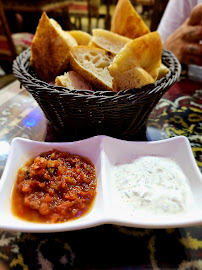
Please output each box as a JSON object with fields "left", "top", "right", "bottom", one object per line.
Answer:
{"left": 12, "top": 149, "right": 97, "bottom": 223}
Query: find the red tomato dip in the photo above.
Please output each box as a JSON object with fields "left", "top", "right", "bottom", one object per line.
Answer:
{"left": 12, "top": 149, "right": 97, "bottom": 223}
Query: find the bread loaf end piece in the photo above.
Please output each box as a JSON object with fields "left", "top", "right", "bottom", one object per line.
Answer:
{"left": 30, "top": 12, "right": 77, "bottom": 82}
{"left": 111, "top": 0, "right": 150, "bottom": 39}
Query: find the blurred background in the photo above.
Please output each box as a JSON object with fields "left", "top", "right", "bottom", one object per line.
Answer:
{"left": 0, "top": 0, "right": 169, "bottom": 88}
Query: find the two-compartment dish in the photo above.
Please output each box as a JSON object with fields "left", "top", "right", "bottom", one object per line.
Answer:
{"left": 0, "top": 135, "right": 201, "bottom": 232}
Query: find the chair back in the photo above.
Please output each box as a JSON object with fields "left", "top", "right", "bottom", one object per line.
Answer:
{"left": 150, "top": 0, "right": 169, "bottom": 31}
{"left": 0, "top": 0, "right": 17, "bottom": 63}
{"left": 67, "top": 0, "right": 101, "bottom": 32}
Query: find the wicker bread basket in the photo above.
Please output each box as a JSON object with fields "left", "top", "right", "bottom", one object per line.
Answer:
{"left": 13, "top": 48, "right": 181, "bottom": 141}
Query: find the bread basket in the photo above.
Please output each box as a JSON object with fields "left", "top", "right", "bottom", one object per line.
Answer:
{"left": 13, "top": 48, "right": 181, "bottom": 141}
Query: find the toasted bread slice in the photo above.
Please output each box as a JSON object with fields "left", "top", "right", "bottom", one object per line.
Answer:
{"left": 69, "top": 30, "right": 92, "bottom": 46}
{"left": 108, "top": 32, "right": 162, "bottom": 91}
{"left": 91, "top": 29, "right": 131, "bottom": 55}
{"left": 70, "top": 46, "right": 113, "bottom": 91}
{"left": 30, "top": 12, "right": 77, "bottom": 82}
{"left": 111, "top": 0, "right": 150, "bottom": 39}
{"left": 55, "top": 71, "right": 93, "bottom": 90}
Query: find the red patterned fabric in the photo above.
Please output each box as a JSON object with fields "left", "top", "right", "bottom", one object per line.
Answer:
{"left": 0, "top": 35, "right": 12, "bottom": 55}
{"left": 68, "top": 1, "right": 88, "bottom": 14}
{"left": 0, "top": 32, "right": 34, "bottom": 56}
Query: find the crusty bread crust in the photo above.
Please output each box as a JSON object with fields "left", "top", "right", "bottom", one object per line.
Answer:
{"left": 70, "top": 46, "right": 113, "bottom": 91}
{"left": 88, "top": 41, "right": 100, "bottom": 48}
{"left": 157, "top": 63, "right": 169, "bottom": 80}
{"left": 91, "top": 29, "right": 131, "bottom": 55}
{"left": 111, "top": 0, "right": 150, "bottom": 39}
{"left": 109, "top": 32, "right": 162, "bottom": 91}
{"left": 30, "top": 12, "right": 77, "bottom": 82}
{"left": 69, "top": 30, "right": 92, "bottom": 46}
{"left": 111, "top": 67, "right": 154, "bottom": 92}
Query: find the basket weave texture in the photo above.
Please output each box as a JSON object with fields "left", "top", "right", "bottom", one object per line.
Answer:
{"left": 13, "top": 48, "right": 181, "bottom": 141}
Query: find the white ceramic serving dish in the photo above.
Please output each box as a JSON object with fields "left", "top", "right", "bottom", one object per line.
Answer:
{"left": 0, "top": 135, "right": 201, "bottom": 232}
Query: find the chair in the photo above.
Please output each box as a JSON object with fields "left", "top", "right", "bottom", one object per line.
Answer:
{"left": 3, "top": 0, "right": 73, "bottom": 32}
{"left": 0, "top": 0, "right": 17, "bottom": 73}
{"left": 134, "top": 0, "right": 154, "bottom": 15}
{"left": 0, "top": 0, "right": 34, "bottom": 73}
{"left": 68, "top": 0, "right": 101, "bottom": 33}
{"left": 68, "top": 0, "right": 89, "bottom": 30}
{"left": 68, "top": 0, "right": 111, "bottom": 33}
{"left": 95, "top": 0, "right": 111, "bottom": 30}
{"left": 150, "top": 0, "right": 169, "bottom": 31}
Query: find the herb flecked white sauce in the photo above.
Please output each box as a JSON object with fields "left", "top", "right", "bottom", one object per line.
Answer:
{"left": 112, "top": 156, "right": 194, "bottom": 216}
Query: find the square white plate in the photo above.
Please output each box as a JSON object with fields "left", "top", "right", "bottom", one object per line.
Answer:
{"left": 0, "top": 135, "right": 201, "bottom": 232}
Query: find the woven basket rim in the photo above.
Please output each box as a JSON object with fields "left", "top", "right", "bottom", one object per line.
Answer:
{"left": 13, "top": 48, "right": 181, "bottom": 100}
{"left": 12, "top": 48, "right": 181, "bottom": 140}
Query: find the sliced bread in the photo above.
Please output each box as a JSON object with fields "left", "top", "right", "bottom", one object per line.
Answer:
{"left": 30, "top": 12, "right": 77, "bottom": 82}
{"left": 111, "top": 67, "right": 155, "bottom": 92}
{"left": 69, "top": 30, "right": 92, "bottom": 46}
{"left": 70, "top": 46, "right": 114, "bottom": 91}
{"left": 108, "top": 31, "right": 162, "bottom": 91}
{"left": 111, "top": 0, "right": 150, "bottom": 39}
{"left": 91, "top": 29, "right": 131, "bottom": 55}
{"left": 55, "top": 71, "right": 93, "bottom": 90}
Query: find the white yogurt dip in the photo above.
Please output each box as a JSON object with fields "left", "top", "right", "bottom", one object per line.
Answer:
{"left": 112, "top": 156, "right": 194, "bottom": 216}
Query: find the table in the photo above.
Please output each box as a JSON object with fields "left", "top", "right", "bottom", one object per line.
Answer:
{"left": 0, "top": 77, "right": 201, "bottom": 269}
